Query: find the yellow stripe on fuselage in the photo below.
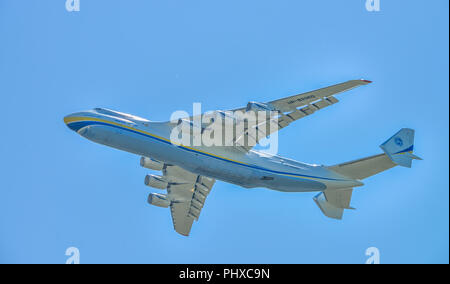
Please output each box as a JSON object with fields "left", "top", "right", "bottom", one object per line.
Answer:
{"left": 65, "top": 116, "right": 252, "bottom": 165}
{"left": 394, "top": 151, "right": 413, "bottom": 155}
{"left": 65, "top": 116, "right": 340, "bottom": 182}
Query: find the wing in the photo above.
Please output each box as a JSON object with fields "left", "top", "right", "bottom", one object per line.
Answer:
{"left": 169, "top": 79, "right": 371, "bottom": 151}
{"left": 231, "top": 79, "right": 372, "bottom": 150}
{"left": 163, "top": 165, "right": 215, "bottom": 236}
{"left": 267, "top": 79, "right": 372, "bottom": 112}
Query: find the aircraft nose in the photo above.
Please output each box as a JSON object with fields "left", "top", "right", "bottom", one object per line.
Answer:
{"left": 64, "top": 112, "right": 85, "bottom": 132}
{"left": 63, "top": 114, "right": 71, "bottom": 125}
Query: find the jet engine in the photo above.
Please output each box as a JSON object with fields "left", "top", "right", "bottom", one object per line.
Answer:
{"left": 148, "top": 193, "right": 170, "bottom": 208}
{"left": 144, "top": 174, "right": 168, "bottom": 189}
{"left": 245, "top": 101, "right": 277, "bottom": 112}
{"left": 140, "top": 156, "right": 164, "bottom": 171}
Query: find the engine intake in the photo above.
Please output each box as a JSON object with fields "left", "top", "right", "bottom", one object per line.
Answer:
{"left": 144, "top": 174, "right": 168, "bottom": 189}
{"left": 148, "top": 193, "right": 170, "bottom": 208}
{"left": 246, "top": 101, "right": 277, "bottom": 112}
{"left": 140, "top": 157, "right": 164, "bottom": 171}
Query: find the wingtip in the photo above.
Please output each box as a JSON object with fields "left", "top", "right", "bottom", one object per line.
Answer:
{"left": 360, "top": 79, "right": 373, "bottom": 84}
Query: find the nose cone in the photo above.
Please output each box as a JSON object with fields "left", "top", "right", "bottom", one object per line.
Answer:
{"left": 63, "top": 115, "right": 72, "bottom": 125}
{"left": 64, "top": 112, "right": 87, "bottom": 132}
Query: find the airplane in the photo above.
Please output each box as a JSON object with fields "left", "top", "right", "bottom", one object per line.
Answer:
{"left": 64, "top": 79, "right": 422, "bottom": 236}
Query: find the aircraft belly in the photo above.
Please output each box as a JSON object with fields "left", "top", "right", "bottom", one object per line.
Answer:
{"left": 168, "top": 152, "right": 327, "bottom": 192}
{"left": 179, "top": 154, "right": 261, "bottom": 187}
{"left": 78, "top": 125, "right": 258, "bottom": 184}
{"left": 79, "top": 125, "right": 172, "bottom": 159}
{"left": 263, "top": 176, "right": 326, "bottom": 192}
{"left": 79, "top": 124, "right": 330, "bottom": 192}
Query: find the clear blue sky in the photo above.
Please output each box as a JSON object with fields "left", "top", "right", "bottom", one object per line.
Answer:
{"left": 0, "top": 0, "right": 448, "bottom": 264}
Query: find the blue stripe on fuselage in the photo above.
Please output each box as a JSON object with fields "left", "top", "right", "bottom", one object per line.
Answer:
{"left": 67, "top": 120, "right": 349, "bottom": 182}
{"left": 67, "top": 121, "right": 96, "bottom": 132}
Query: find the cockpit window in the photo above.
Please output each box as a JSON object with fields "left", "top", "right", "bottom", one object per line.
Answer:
{"left": 94, "top": 108, "right": 149, "bottom": 122}
{"left": 94, "top": 108, "right": 118, "bottom": 116}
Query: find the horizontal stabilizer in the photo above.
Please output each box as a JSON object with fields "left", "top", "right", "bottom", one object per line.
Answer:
{"left": 313, "top": 189, "right": 354, "bottom": 220}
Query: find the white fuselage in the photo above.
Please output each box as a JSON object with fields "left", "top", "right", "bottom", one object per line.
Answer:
{"left": 64, "top": 108, "right": 363, "bottom": 192}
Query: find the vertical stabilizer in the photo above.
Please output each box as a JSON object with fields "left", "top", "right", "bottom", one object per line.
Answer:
{"left": 380, "top": 128, "right": 422, "bottom": 168}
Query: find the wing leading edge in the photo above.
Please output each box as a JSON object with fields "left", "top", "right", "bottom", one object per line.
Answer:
{"left": 267, "top": 79, "right": 372, "bottom": 112}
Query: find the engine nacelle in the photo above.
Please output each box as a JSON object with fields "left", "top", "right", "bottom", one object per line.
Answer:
{"left": 144, "top": 174, "right": 168, "bottom": 189}
{"left": 140, "top": 157, "right": 164, "bottom": 171}
{"left": 245, "top": 101, "right": 276, "bottom": 112}
{"left": 148, "top": 193, "right": 170, "bottom": 208}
